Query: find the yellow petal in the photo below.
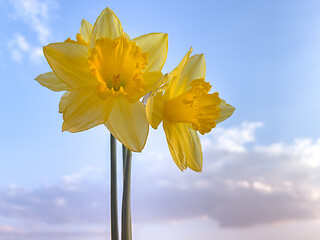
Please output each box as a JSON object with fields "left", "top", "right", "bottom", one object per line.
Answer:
{"left": 124, "top": 32, "right": 130, "bottom": 40}
{"left": 142, "top": 72, "right": 168, "bottom": 103}
{"left": 105, "top": 98, "right": 149, "bottom": 152}
{"left": 62, "top": 88, "right": 113, "bottom": 133}
{"left": 90, "top": 7, "right": 123, "bottom": 48}
{"left": 163, "top": 48, "right": 192, "bottom": 100}
{"left": 59, "top": 91, "right": 71, "bottom": 113}
{"left": 143, "top": 71, "right": 164, "bottom": 92}
{"left": 44, "top": 42, "right": 98, "bottom": 88}
{"left": 79, "top": 19, "right": 93, "bottom": 43}
{"left": 184, "top": 126, "right": 203, "bottom": 172}
{"left": 216, "top": 99, "right": 235, "bottom": 124}
{"left": 163, "top": 121, "right": 203, "bottom": 172}
{"left": 35, "top": 72, "right": 71, "bottom": 92}
{"left": 133, "top": 33, "right": 168, "bottom": 72}
{"left": 177, "top": 53, "right": 206, "bottom": 96}
{"left": 146, "top": 91, "right": 164, "bottom": 129}
{"left": 129, "top": 71, "right": 163, "bottom": 102}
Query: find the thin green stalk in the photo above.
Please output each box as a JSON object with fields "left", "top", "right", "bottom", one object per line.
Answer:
{"left": 121, "top": 148, "right": 132, "bottom": 240}
{"left": 122, "top": 144, "right": 127, "bottom": 177}
{"left": 110, "top": 134, "right": 119, "bottom": 240}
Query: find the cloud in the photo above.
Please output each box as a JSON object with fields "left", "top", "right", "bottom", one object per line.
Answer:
{"left": 134, "top": 122, "right": 320, "bottom": 227}
{"left": 9, "top": 0, "right": 58, "bottom": 43}
{"left": 0, "top": 225, "right": 106, "bottom": 240}
{"left": 8, "top": 34, "right": 43, "bottom": 63}
{"left": 7, "top": 0, "right": 58, "bottom": 63}
{"left": 0, "top": 225, "right": 23, "bottom": 234}
{"left": 1, "top": 121, "right": 320, "bottom": 238}
{"left": 0, "top": 170, "right": 108, "bottom": 225}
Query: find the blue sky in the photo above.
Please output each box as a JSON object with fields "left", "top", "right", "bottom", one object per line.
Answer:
{"left": 1, "top": 0, "right": 320, "bottom": 239}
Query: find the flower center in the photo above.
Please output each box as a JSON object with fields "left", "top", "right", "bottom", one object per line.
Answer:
{"left": 163, "top": 79, "right": 221, "bottom": 135}
{"left": 88, "top": 35, "right": 148, "bottom": 100}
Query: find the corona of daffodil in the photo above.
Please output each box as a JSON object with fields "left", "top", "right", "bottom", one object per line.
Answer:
{"left": 35, "top": 8, "right": 168, "bottom": 152}
{"left": 146, "top": 48, "right": 235, "bottom": 172}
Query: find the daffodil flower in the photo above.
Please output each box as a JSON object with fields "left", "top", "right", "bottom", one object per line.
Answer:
{"left": 35, "top": 8, "right": 168, "bottom": 152}
{"left": 146, "top": 48, "right": 235, "bottom": 171}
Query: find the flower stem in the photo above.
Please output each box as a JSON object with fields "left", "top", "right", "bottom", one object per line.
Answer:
{"left": 122, "top": 145, "right": 127, "bottom": 177}
{"left": 121, "top": 148, "right": 132, "bottom": 240}
{"left": 110, "top": 134, "right": 119, "bottom": 240}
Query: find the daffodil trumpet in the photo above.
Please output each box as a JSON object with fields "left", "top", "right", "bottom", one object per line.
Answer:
{"left": 146, "top": 48, "right": 235, "bottom": 172}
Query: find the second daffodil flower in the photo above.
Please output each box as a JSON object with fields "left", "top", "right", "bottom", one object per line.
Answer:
{"left": 146, "top": 48, "right": 235, "bottom": 172}
{"left": 35, "top": 8, "right": 168, "bottom": 152}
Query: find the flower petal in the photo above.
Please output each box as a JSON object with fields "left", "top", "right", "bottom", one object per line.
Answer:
{"left": 124, "top": 32, "right": 130, "bottom": 40}
{"left": 79, "top": 19, "right": 93, "bottom": 43}
{"left": 142, "top": 73, "right": 168, "bottom": 104}
{"left": 90, "top": 7, "right": 123, "bottom": 48}
{"left": 167, "top": 53, "right": 206, "bottom": 100}
{"left": 216, "top": 99, "right": 235, "bottom": 124}
{"left": 133, "top": 33, "right": 168, "bottom": 72}
{"left": 163, "top": 121, "right": 203, "bottom": 172}
{"left": 163, "top": 48, "right": 192, "bottom": 100}
{"left": 105, "top": 98, "right": 149, "bottom": 152}
{"left": 177, "top": 53, "right": 206, "bottom": 95}
{"left": 59, "top": 91, "right": 71, "bottom": 113}
{"left": 35, "top": 72, "right": 71, "bottom": 92}
{"left": 62, "top": 88, "right": 113, "bottom": 133}
{"left": 44, "top": 42, "right": 98, "bottom": 88}
{"left": 143, "top": 71, "right": 164, "bottom": 93}
{"left": 129, "top": 71, "right": 163, "bottom": 102}
{"left": 146, "top": 91, "right": 164, "bottom": 129}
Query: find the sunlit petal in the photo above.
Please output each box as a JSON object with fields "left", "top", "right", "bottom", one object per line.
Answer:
{"left": 79, "top": 19, "right": 93, "bottom": 43}
{"left": 163, "top": 121, "right": 203, "bottom": 172}
{"left": 133, "top": 33, "right": 168, "bottom": 72}
{"left": 59, "top": 91, "right": 71, "bottom": 113}
{"left": 105, "top": 98, "right": 149, "bottom": 152}
{"left": 90, "top": 7, "right": 123, "bottom": 48}
{"left": 62, "top": 88, "right": 113, "bottom": 133}
{"left": 129, "top": 71, "right": 163, "bottom": 102}
{"left": 163, "top": 48, "right": 192, "bottom": 100}
{"left": 35, "top": 72, "right": 71, "bottom": 92}
{"left": 146, "top": 91, "right": 164, "bottom": 129}
{"left": 216, "top": 99, "right": 235, "bottom": 124}
{"left": 124, "top": 32, "right": 130, "bottom": 40}
{"left": 176, "top": 53, "right": 206, "bottom": 96}
{"left": 44, "top": 42, "right": 98, "bottom": 88}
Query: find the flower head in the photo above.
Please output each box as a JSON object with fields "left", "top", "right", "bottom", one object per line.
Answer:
{"left": 146, "top": 48, "right": 235, "bottom": 171}
{"left": 35, "top": 8, "right": 168, "bottom": 152}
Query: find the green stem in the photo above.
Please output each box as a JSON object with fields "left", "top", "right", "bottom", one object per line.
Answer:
{"left": 121, "top": 148, "right": 132, "bottom": 240}
{"left": 110, "top": 134, "right": 119, "bottom": 240}
{"left": 122, "top": 144, "right": 127, "bottom": 177}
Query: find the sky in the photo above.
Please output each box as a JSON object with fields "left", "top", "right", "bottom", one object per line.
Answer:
{"left": 1, "top": 0, "right": 320, "bottom": 239}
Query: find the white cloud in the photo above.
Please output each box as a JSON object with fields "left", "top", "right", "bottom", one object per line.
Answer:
{"left": 0, "top": 225, "right": 22, "bottom": 234}
{"left": 2, "top": 121, "right": 320, "bottom": 238}
{"left": 134, "top": 121, "right": 320, "bottom": 227}
{"left": 8, "top": 34, "right": 44, "bottom": 63}
{"left": 9, "top": 0, "right": 58, "bottom": 43}
{"left": 10, "top": 49, "right": 23, "bottom": 62}
{"left": 252, "top": 181, "right": 274, "bottom": 193}
{"left": 62, "top": 166, "right": 103, "bottom": 183}
{"left": 7, "top": 0, "right": 58, "bottom": 63}
{"left": 202, "top": 121, "right": 263, "bottom": 153}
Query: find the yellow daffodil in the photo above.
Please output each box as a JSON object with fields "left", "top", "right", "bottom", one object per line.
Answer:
{"left": 146, "top": 48, "right": 235, "bottom": 171}
{"left": 35, "top": 8, "right": 168, "bottom": 152}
